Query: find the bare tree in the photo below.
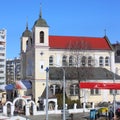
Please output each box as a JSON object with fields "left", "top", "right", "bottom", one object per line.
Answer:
{"left": 65, "top": 39, "right": 96, "bottom": 104}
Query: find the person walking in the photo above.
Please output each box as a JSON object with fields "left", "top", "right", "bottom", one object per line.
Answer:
{"left": 113, "top": 108, "right": 120, "bottom": 120}
{"left": 108, "top": 106, "right": 114, "bottom": 120}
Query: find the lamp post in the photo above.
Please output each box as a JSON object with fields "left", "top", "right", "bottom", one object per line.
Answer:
{"left": 113, "top": 68, "right": 120, "bottom": 116}
{"left": 113, "top": 70, "right": 116, "bottom": 116}
{"left": 45, "top": 67, "right": 49, "bottom": 120}
{"left": 62, "top": 68, "right": 66, "bottom": 120}
{"left": 113, "top": 68, "right": 120, "bottom": 115}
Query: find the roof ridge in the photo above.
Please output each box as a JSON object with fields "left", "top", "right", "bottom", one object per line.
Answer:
{"left": 49, "top": 35, "right": 103, "bottom": 38}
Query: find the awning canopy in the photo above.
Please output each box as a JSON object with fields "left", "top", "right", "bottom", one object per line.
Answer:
{"left": 5, "top": 80, "right": 32, "bottom": 91}
{"left": 80, "top": 82, "right": 120, "bottom": 89}
{"left": 16, "top": 80, "right": 32, "bottom": 89}
{"left": 5, "top": 84, "right": 14, "bottom": 90}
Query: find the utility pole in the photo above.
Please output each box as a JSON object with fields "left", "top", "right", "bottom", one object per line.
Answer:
{"left": 53, "top": 65, "right": 66, "bottom": 120}
{"left": 113, "top": 68, "right": 116, "bottom": 116}
{"left": 46, "top": 67, "right": 49, "bottom": 120}
{"left": 63, "top": 68, "right": 65, "bottom": 120}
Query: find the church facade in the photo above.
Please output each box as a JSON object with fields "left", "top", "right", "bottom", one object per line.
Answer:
{"left": 20, "top": 8, "right": 120, "bottom": 105}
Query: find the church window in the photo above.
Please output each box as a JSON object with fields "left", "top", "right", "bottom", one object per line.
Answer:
{"left": 90, "top": 89, "right": 100, "bottom": 95}
{"left": 69, "top": 56, "right": 73, "bottom": 66}
{"left": 40, "top": 31, "right": 44, "bottom": 43}
{"left": 110, "top": 90, "right": 118, "bottom": 95}
{"left": 88, "top": 56, "right": 92, "bottom": 66}
{"left": 41, "top": 65, "right": 43, "bottom": 69}
{"left": 49, "top": 56, "right": 53, "bottom": 66}
{"left": 62, "top": 55, "right": 67, "bottom": 66}
{"left": 26, "top": 40, "right": 28, "bottom": 49}
{"left": 81, "top": 56, "right": 86, "bottom": 66}
{"left": 99, "top": 56, "right": 104, "bottom": 66}
{"left": 105, "top": 56, "right": 109, "bottom": 66}
{"left": 50, "top": 84, "right": 60, "bottom": 95}
{"left": 70, "top": 84, "right": 79, "bottom": 96}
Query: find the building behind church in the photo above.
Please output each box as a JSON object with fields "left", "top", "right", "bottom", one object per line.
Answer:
{"left": 0, "top": 29, "right": 6, "bottom": 87}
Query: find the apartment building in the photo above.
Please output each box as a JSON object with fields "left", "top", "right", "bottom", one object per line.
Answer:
{"left": 6, "top": 57, "right": 21, "bottom": 84}
{"left": 0, "top": 29, "right": 6, "bottom": 87}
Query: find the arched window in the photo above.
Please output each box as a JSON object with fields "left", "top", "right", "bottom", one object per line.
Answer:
{"left": 81, "top": 56, "right": 86, "bottom": 66}
{"left": 30, "top": 37, "right": 32, "bottom": 46}
{"left": 62, "top": 55, "right": 67, "bottom": 66}
{"left": 26, "top": 40, "right": 28, "bottom": 49}
{"left": 50, "top": 84, "right": 61, "bottom": 95}
{"left": 99, "top": 56, "right": 104, "bottom": 66}
{"left": 105, "top": 56, "right": 109, "bottom": 66}
{"left": 88, "top": 56, "right": 92, "bottom": 66}
{"left": 49, "top": 56, "right": 53, "bottom": 66}
{"left": 70, "top": 84, "right": 79, "bottom": 96}
{"left": 69, "top": 56, "right": 73, "bottom": 66}
{"left": 40, "top": 31, "right": 44, "bottom": 43}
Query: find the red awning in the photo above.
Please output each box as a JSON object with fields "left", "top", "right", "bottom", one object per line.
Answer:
{"left": 80, "top": 82, "right": 120, "bottom": 89}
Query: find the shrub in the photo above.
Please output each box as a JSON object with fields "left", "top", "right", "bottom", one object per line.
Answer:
{"left": 55, "top": 93, "right": 82, "bottom": 109}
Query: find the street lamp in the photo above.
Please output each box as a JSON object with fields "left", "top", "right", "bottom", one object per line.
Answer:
{"left": 53, "top": 64, "right": 66, "bottom": 120}
{"left": 113, "top": 68, "right": 120, "bottom": 116}
{"left": 45, "top": 66, "right": 66, "bottom": 120}
{"left": 113, "top": 69, "right": 116, "bottom": 116}
{"left": 62, "top": 67, "right": 66, "bottom": 120}
{"left": 45, "top": 67, "right": 49, "bottom": 120}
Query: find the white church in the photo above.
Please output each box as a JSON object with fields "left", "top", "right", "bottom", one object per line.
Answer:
{"left": 20, "top": 7, "right": 120, "bottom": 105}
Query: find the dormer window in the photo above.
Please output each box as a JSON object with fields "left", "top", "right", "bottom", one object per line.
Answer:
{"left": 40, "top": 31, "right": 44, "bottom": 43}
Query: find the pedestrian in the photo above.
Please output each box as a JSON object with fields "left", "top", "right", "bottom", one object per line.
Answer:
{"left": 113, "top": 108, "right": 120, "bottom": 120}
{"left": 108, "top": 106, "right": 114, "bottom": 120}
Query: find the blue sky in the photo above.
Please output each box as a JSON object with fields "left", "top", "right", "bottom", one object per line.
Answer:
{"left": 0, "top": 0, "right": 120, "bottom": 59}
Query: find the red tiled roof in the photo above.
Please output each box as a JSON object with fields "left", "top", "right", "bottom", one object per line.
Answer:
{"left": 49, "top": 35, "right": 112, "bottom": 50}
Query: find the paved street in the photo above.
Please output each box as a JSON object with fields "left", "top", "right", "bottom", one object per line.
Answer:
{"left": 21, "top": 112, "right": 90, "bottom": 120}
{"left": 0, "top": 112, "right": 109, "bottom": 120}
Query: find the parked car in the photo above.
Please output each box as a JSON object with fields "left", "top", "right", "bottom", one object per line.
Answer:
{"left": 97, "top": 107, "right": 108, "bottom": 116}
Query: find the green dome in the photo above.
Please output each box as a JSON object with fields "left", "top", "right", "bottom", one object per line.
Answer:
{"left": 34, "top": 8, "right": 49, "bottom": 27}
{"left": 34, "top": 17, "right": 49, "bottom": 27}
{"left": 22, "top": 29, "right": 31, "bottom": 37}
